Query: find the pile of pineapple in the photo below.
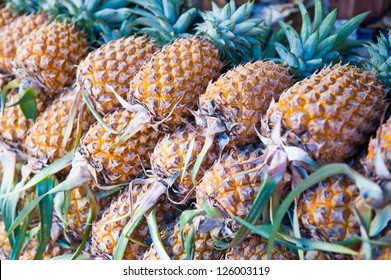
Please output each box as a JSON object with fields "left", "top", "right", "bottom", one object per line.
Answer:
{"left": 0, "top": 0, "right": 390, "bottom": 260}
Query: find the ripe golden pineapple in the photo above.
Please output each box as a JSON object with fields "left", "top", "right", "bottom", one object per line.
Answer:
{"left": 0, "top": 6, "right": 17, "bottom": 30}
{"left": 77, "top": 35, "right": 158, "bottom": 115}
{"left": 263, "top": 64, "right": 386, "bottom": 165}
{"left": 128, "top": 36, "right": 221, "bottom": 131}
{"left": 0, "top": 89, "right": 47, "bottom": 151}
{"left": 225, "top": 235, "right": 297, "bottom": 260}
{"left": 24, "top": 88, "right": 93, "bottom": 173}
{"left": 150, "top": 125, "right": 218, "bottom": 201}
{"left": 196, "top": 146, "right": 264, "bottom": 220}
{"left": 63, "top": 186, "right": 91, "bottom": 241}
{"left": 144, "top": 215, "right": 224, "bottom": 260}
{"left": 198, "top": 60, "right": 293, "bottom": 147}
{"left": 298, "top": 176, "right": 360, "bottom": 243}
{"left": 13, "top": 21, "right": 89, "bottom": 97}
{"left": 80, "top": 108, "right": 163, "bottom": 186}
{"left": 91, "top": 184, "right": 179, "bottom": 260}
{"left": 0, "top": 13, "right": 49, "bottom": 73}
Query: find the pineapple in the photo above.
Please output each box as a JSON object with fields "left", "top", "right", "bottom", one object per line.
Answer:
{"left": 24, "top": 88, "right": 94, "bottom": 174}
{"left": 91, "top": 184, "right": 179, "bottom": 260}
{"left": 262, "top": 64, "right": 386, "bottom": 165}
{"left": 363, "top": 30, "right": 391, "bottom": 178}
{"left": 13, "top": 21, "right": 89, "bottom": 98}
{"left": 364, "top": 116, "right": 391, "bottom": 176}
{"left": 196, "top": 146, "right": 264, "bottom": 220}
{"left": 197, "top": 60, "right": 293, "bottom": 148}
{"left": 196, "top": 0, "right": 367, "bottom": 150}
{"left": 120, "top": 0, "right": 263, "bottom": 142}
{"left": 0, "top": 89, "right": 47, "bottom": 152}
{"left": 62, "top": 186, "right": 91, "bottom": 242}
{"left": 80, "top": 108, "right": 163, "bottom": 186}
{"left": 298, "top": 176, "right": 360, "bottom": 243}
{"left": 0, "top": 12, "right": 49, "bottom": 73}
{"left": 225, "top": 235, "right": 297, "bottom": 260}
{"left": 77, "top": 36, "right": 158, "bottom": 115}
{"left": 77, "top": 0, "right": 196, "bottom": 116}
{"left": 150, "top": 125, "right": 219, "bottom": 202}
{"left": 144, "top": 215, "right": 225, "bottom": 260}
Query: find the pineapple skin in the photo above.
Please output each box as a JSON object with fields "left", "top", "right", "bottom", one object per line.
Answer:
{"left": 0, "top": 89, "right": 47, "bottom": 151}
{"left": 91, "top": 185, "right": 179, "bottom": 260}
{"left": 63, "top": 186, "right": 91, "bottom": 242}
{"left": 263, "top": 64, "right": 386, "bottom": 165}
{"left": 80, "top": 108, "right": 163, "bottom": 186}
{"left": 128, "top": 37, "right": 222, "bottom": 130}
{"left": 14, "top": 21, "right": 89, "bottom": 97}
{"left": 77, "top": 36, "right": 158, "bottom": 115}
{"left": 0, "top": 13, "right": 49, "bottom": 73}
{"left": 298, "top": 176, "right": 360, "bottom": 243}
{"left": 144, "top": 216, "right": 224, "bottom": 260}
{"left": 151, "top": 125, "right": 219, "bottom": 201}
{"left": 0, "top": 7, "right": 18, "bottom": 30}
{"left": 199, "top": 60, "right": 294, "bottom": 147}
{"left": 225, "top": 235, "right": 297, "bottom": 260}
{"left": 364, "top": 116, "right": 391, "bottom": 176}
{"left": 196, "top": 146, "right": 264, "bottom": 219}
{"left": 24, "top": 88, "right": 94, "bottom": 173}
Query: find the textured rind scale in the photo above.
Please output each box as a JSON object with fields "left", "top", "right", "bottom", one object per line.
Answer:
{"left": 0, "top": 89, "right": 47, "bottom": 151}
{"left": 77, "top": 36, "right": 158, "bottom": 115}
{"left": 24, "top": 88, "right": 94, "bottom": 172}
{"left": 150, "top": 125, "right": 219, "bottom": 201}
{"left": 128, "top": 37, "right": 222, "bottom": 130}
{"left": 14, "top": 21, "right": 89, "bottom": 97}
{"left": 364, "top": 116, "right": 391, "bottom": 176}
{"left": 298, "top": 176, "right": 360, "bottom": 243}
{"left": 264, "top": 65, "right": 387, "bottom": 164}
{"left": 143, "top": 216, "right": 224, "bottom": 260}
{"left": 80, "top": 108, "right": 163, "bottom": 186}
{"left": 225, "top": 235, "right": 297, "bottom": 260}
{"left": 196, "top": 147, "right": 264, "bottom": 219}
{"left": 199, "top": 60, "right": 294, "bottom": 147}
{"left": 91, "top": 185, "right": 179, "bottom": 260}
{"left": 0, "top": 13, "right": 49, "bottom": 73}
{"left": 0, "top": 7, "right": 18, "bottom": 30}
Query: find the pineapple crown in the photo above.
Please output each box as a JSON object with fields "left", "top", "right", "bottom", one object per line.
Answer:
{"left": 129, "top": 0, "right": 197, "bottom": 47}
{"left": 195, "top": 0, "right": 266, "bottom": 65}
{"left": 4, "top": 0, "right": 41, "bottom": 13}
{"left": 364, "top": 30, "right": 391, "bottom": 89}
{"left": 51, "top": 0, "right": 136, "bottom": 46}
{"left": 273, "top": 0, "right": 368, "bottom": 79}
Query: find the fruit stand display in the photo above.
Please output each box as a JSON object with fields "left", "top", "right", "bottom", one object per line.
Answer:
{"left": 0, "top": 0, "right": 390, "bottom": 260}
